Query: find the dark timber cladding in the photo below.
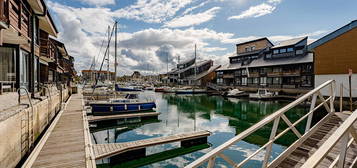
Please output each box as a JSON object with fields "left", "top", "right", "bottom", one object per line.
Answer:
{"left": 31, "top": 93, "right": 87, "bottom": 167}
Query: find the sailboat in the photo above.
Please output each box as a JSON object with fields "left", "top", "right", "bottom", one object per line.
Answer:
{"left": 88, "top": 22, "right": 156, "bottom": 116}
{"left": 176, "top": 45, "right": 207, "bottom": 94}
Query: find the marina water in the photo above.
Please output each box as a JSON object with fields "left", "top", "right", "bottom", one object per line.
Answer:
{"left": 92, "top": 91, "right": 318, "bottom": 168}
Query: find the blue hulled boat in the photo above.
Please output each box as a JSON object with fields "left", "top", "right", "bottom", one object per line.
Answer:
{"left": 89, "top": 94, "right": 156, "bottom": 116}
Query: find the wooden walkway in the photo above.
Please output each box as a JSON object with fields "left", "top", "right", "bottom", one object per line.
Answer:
{"left": 277, "top": 113, "right": 357, "bottom": 168}
{"left": 87, "top": 112, "right": 160, "bottom": 122}
{"left": 93, "top": 130, "right": 211, "bottom": 159}
{"left": 25, "top": 93, "right": 93, "bottom": 168}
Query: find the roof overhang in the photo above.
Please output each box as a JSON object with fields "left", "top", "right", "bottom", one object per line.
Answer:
{"left": 39, "top": 14, "right": 58, "bottom": 37}
{"left": 28, "top": 0, "right": 44, "bottom": 14}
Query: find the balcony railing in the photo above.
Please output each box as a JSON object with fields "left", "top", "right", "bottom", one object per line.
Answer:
{"left": 222, "top": 74, "right": 234, "bottom": 79}
{"left": 1, "top": 0, "right": 31, "bottom": 39}
{"left": 267, "top": 71, "right": 282, "bottom": 77}
{"left": 0, "top": 0, "right": 8, "bottom": 25}
{"left": 40, "top": 37, "right": 56, "bottom": 61}
{"left": 283, "top": 71, "right": 301, "bottom": 76}
{"left": 248, "top": 72, "right": 259, "bottom": 77}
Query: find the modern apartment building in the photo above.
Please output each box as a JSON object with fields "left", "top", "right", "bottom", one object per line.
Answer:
{"left": 216, "top": 37, "right": 313, "bottom": 94}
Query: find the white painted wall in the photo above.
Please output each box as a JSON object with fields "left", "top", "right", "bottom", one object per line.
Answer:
{"left": 315, "top": 74, "right": 357, "bottom": 97}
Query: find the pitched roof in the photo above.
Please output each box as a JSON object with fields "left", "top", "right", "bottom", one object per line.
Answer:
{"left": 271, "top": 37, "right": 307, "bottom": 49}
{"left": 308, "top": 20, "right": 357, "bottom": 50}
{"left": 236, "top": 37, "right": 273, "bottom": 46}
{"left": 217, "top": 53, "right": 313, "bottom": 71}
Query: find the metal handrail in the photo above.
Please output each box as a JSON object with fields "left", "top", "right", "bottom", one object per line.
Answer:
{"left": 185, "top": 80, "right": 336, "bottom": 168}
{"left": 17, "top": 86, "right": 34, "bottom": 151}
{"left": 301, "top": 109, "right": 357, "bottom": 168}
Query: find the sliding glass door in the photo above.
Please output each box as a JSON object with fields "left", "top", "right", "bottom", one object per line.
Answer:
{"left": 20, "top": 50, "right": 30, "bottom": 90}
{"left": 0, "top": 47, "right": 16, "bottom": 82}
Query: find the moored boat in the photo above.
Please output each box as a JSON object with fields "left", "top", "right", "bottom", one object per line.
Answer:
{"left": 223, "top": 89, "right": 248, "bottom": 98}
{"left": 249, "top": 89, "right": 276, "bottom": 100}
{"left": 89, "top": 93, "right": 156, "bottom": 116}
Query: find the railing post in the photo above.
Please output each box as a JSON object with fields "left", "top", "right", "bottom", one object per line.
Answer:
{"left": 305, "top": 93, "right": 317, "bottom": 133}
{"left": 207, "top": 156, "right": 216, "bottom": 168}
{"left": 340, "top": 83, "right": 343, "bottom": 112}
{"left": 330, "top": 81, "right": 335, "bottom": 113}
{"left": 337, "top": 132, "right": 349, "bottom": 168}
{"left": 262, "top": 117, "right": 280, "bottom": 168}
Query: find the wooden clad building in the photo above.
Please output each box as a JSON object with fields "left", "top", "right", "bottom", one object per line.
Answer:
{"left": 309, "top": 20, "right": 357, "bottom": 97}
{"left": 0, "top": 0, "right": 75, "bottom": 95}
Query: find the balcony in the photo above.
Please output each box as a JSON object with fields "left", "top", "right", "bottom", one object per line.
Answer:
{"left": 267, "top": 72, "right": 282, "bottom": 77}
{"left": 272, "top": 52, "right": 295, "bottom": 58}
{"left": 282, "top": 71, "right": 301, "bottom": 76}
{"left": 40, "top": 33, "right": 56, "bottom": 62}
{"left": 222, "top": 74, "right": 234, "bottom": 79}
{"left": 248, "top": 72, "right": 260, "bottom": 77}
{"left": 0, "top": 0, "right": 9, "bottom": 28}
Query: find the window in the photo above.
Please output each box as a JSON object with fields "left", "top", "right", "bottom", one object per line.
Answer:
{"left": 20, "top": 50, "right": 30, "bottom": 89}
{"left": 242, "top": 69, "right": 247, "bottom": 75}
{"left": 245, "top": 47, "right": 250, "bottom": 52}
{"left": 0, "top": 47, "right": 16, "bottom": 82}
{"left": 301, "top": 76, "right": 312, "bottom": 86}
{"left": 49, "top": 70, "right": 54, "bottom": 82}
{"left": 273, "top": 77, "right": 282, "bottom": 85}
{"left": 287, "top": 47, "right": 294, "bottom": 52}
{"left": 253, "top": 78, "right": 259, "bottom": 84}
{"left": 296, "top": 49, "right": 304, "bottom": 55}
{"left": 242, "top": 77, "right": 247, "bottom": 85}
{"left": 267, "top": 77, "right": 273, "bottom": 85}
{"left": 235, "top": 78, "right": 241, "bottom": 85}
{"left": 273, "top": 50, "right": 279, "bottom": 54}
{"left": 251, "top": 46, "right": 256, "bottom": 51}
{"left": 280, "top": 48, "right": 287, "bottom": 53}
{"left": 247, "top": 78, "right": 253, "bottom": 84}
{"left": 266, "top": 54, "right": 272, "bottom": 59}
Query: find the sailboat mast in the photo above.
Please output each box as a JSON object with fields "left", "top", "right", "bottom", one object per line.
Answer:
{"left": 114, "top": 22, "right": 118, "bottom": 85}
{"left": 107, "top": 25, "right": 110, "bottom": 81}
{"left": 194, "top": 44, "right": 197, "bottom": 86}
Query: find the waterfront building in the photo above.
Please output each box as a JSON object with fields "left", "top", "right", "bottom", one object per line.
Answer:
{"left": 82, "top": 70, "right": 115, "bottom": 82}
{"left": 0, "top": 0, "right": 75, "bottom": 95}
{"left": 309, "top": 20, "right": 357, "bottom": 97}
{"left": 216, "top": 37, "right": 313, "bottom": 94}
{"left": 168, "top": 58, "right": 220, "bottom": 86}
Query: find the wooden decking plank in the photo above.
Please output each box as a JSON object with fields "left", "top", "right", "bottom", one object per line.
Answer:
{"left": 93, "top": 130, "right": 211, "bottom": 159}
{"left": 31, "top": 93, "right": 88, "bottom": 168}
{"left": 278, "top": 113, "right": 357, "bottom": 168}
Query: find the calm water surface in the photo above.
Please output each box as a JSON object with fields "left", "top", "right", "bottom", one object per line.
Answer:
{"left": 91, "top": 91, "right": 312, "bottom": 168}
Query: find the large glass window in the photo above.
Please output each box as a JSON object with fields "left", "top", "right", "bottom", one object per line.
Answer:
{"left": 0, "top": 47, "right": 16, "bottom": 82}
{"left": 287, "top": 47, "right": 294, "bottom": 52}
{"left": 20, "top": 50, "right": 30, "bottom": 89}
{"left": 273, "top": 50, "right": 279, "bottom": 54}
{"left": 242, "top": 77, "right": 247, "bottom": 85}
{"left": 260, "top": 77, "right": 267, "bottom": 86}
{"left": 280, "top": 48, "right": 287, "bottom": 53}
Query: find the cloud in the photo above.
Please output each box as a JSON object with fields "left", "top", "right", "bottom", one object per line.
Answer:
{"left": 164, "top": 7, "right": 221, "bottom": 28}
{"left": 228, "top": 3, "right": 276, "bottom": 20}
{"left": 113, "top": 0, "right": 194, "bottom": 23}
{"left": 76, "top": 0, "right": 115, "bottom": 6}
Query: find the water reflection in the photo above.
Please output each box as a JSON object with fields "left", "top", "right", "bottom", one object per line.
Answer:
{"left": 91, "top": 92, "right": 310, "bottom": 168}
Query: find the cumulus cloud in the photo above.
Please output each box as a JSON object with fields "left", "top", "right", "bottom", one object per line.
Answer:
{"left": 76, "top": 0, "right": 115, "bottom": 6}
{"left": 228, "top": 3, "right": 276, "bottom": 20}
{"left": 113, "top": 0, "right": 194, "bottom": 23}
{"left": 164, "top": 7, "right": 221, "bottom": 28}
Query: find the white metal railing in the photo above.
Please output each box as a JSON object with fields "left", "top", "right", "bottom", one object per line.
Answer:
{"left": 185, "top": 80, "right": 336, "bottom": 168}
{"left": 301, "top": 109, "right": 357, "bottom": 168}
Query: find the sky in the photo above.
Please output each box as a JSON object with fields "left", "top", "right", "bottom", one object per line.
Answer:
{"left": 47, "top": 0, "right": 357, "bottom": 76}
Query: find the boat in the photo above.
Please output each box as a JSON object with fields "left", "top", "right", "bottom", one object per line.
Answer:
{"left": 175, "top": 88, "right": 207, "bottom": 94}
{"left": 224, "top": 89, "right": 248, "bottom": 98}
{"left": 115, "top": 84, "right": 142, "bottom": 92}
{"left": 89, "top": 93, "right": 156, "bottom": 116}
{"left": 249, "top": 89, "right": 276, "bottom": 100}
